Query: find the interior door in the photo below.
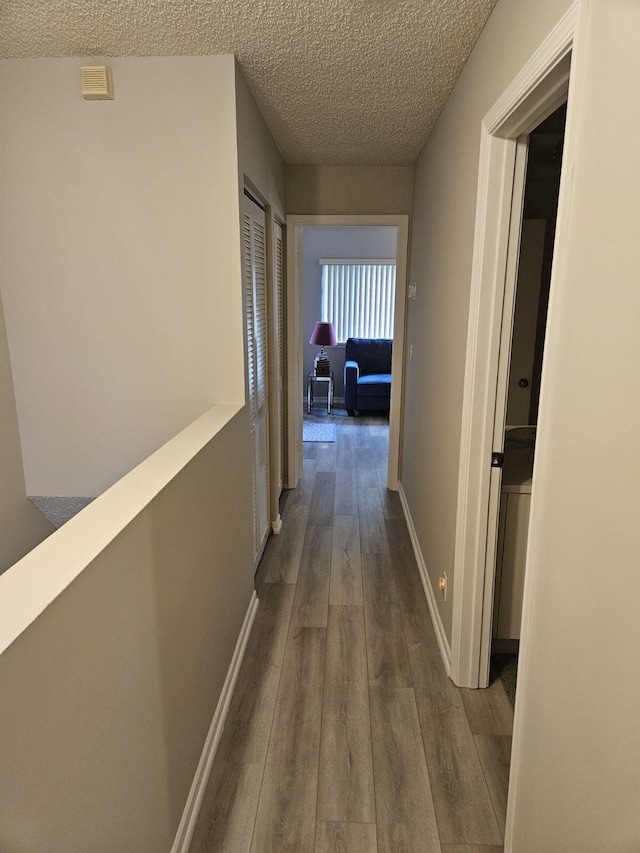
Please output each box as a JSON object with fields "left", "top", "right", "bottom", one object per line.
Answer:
{"left": 478, "top": 136, "right": 529, "bottom": 687}
{"left": 505, "top": 220, "right": 545, "bottom": 426}
{"left": 243, "top": 193, "right": 270, "bottom": 562}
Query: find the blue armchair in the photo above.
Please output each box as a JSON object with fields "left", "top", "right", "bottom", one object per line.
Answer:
{"left": 344, "top": 338, "right": 393, "bottom": 416}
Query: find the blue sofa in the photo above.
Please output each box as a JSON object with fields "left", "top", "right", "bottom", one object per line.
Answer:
{"left": 344, "top": 338, "right": 393, "bottom": 416}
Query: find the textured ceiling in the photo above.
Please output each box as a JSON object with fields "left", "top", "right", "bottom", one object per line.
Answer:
{"left": 0, "top": 0, "right": 498, "bottom": 165}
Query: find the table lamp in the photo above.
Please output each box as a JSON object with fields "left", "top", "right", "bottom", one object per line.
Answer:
{"left": 309, "top": 321, "right": 337, "bottom": 376}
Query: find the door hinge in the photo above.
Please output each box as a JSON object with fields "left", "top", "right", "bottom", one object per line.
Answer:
{"left": 491, "top": 452, "right": 504, "bottom": 468}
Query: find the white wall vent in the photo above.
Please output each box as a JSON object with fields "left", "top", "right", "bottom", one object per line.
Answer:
{"left": 80, "top": 66, "right": 114, "bottom": 100}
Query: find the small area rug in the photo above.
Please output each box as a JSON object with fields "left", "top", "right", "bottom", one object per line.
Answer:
{"left": 303, "top": 422, "right": 337, "bottom": 443}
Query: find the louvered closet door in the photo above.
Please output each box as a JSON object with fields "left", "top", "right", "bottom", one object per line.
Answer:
{"left": 242, "top": 194, "right": 270, "bottom": 561}
{"left": 274, "top": 221, "right": 285, "bottom": 493}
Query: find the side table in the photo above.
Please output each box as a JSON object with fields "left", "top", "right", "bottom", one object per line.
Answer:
{"left": 307, "top": 370, "right": 334, "bottom": 414}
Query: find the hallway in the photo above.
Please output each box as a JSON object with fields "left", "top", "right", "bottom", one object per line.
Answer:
{"left": 190, "top": 414, "right": 513, "bottom": 852}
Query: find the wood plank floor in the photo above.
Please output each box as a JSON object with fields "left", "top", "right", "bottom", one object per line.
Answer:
{"left": 190, "top": 411, "right": 512, "bottom": 853}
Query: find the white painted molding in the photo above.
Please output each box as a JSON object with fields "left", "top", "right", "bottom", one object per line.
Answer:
{"left": 271, "top": 514, "right": 283, "bottom": 535}
{"left": 286, "top": 221, "right": 303, "bottom": 489}
{"left": 398, "top": 483, "right": 451, "bottom": 675}
{"left": 170, "top": 591, "right": 260, "bottom": 853}
{"left": 486, "top": 2, "right": 578, "bottom": 137}
{"left": 450, "top": 0, "right": 581, "bottom": 689}
{"left": 387, "top": 216, "right": 409, "bottom": 492}
{"left": 451, "top": 130, "right": 492, "bottom": 687}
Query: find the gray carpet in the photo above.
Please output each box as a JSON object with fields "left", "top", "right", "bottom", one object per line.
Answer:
{"left": 29, "top": 496, "right": 94, "bottom": 529}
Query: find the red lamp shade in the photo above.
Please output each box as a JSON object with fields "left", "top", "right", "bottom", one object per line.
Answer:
{"left": 309, "top": 321, "right": 337, "bottom": 347}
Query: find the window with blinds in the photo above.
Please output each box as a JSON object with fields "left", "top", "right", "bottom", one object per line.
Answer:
{"left": 320, "top": 260, "right": 396, "bottom": 342}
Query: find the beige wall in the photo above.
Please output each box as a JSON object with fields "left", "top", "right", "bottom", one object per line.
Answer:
{"left": 401, "top": 0, "right": 574, "bottom": 639}
{"left": 0, "top": 56, "right": 244, "bottom": 498}
{"left": 0, "top": 292, "right": 54, "bottom": 573}
{"left": 286, "top": 164, "right": 413, "bottom": 215}
{"left": 405, "top": 0, "right": 640, "bottom": 846}
{"left": 508, "top": 1, "right": 640, "bottom": 848}
{"left": 235, "top": 62, "right": 286, "bottom": 222}
{"left": 0, "top": 65, "right": 286, "bottom": 849}
{"left": 0, "top": 408, "right": 254, "bottom": 852}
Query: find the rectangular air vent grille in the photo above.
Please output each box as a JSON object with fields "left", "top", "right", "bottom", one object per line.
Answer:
{"left": 81, "top": 66, "right": 114, "bottom": 100}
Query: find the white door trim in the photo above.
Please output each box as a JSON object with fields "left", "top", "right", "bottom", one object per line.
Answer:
{"left": 285, "top": 215, "right": 409, "bottom": 491}
{"left": 268, "top": 219, "right": 285, "bottom": 534}
{"left": 450, "top": 1, "right": 581, "bottom": 689}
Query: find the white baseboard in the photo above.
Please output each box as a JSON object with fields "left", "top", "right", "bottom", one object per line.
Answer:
{"left": 398, "top": 483, "right": 452, "bottom": 675}
{"left": 171, "top": 591, "right": 260, "bottom": 853}
{"left": 271, "top": 514, "right": 283, "bottom": 535}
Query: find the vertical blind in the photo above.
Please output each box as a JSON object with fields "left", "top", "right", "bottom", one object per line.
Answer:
{"left": 320, "top": 260, "right": 396, "bottom": 342}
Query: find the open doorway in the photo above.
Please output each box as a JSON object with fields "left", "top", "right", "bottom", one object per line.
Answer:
{"left": 449, "top": 6, "right": 578, "bottom": 692}
{"left": 286, "top": 215, "right": 409, "bottom": 493}
{"left": 491, "top": 103, "right": 567, "bottom": 704}
{"left": 299, "top": 225, "right": 399, "bottom": 498}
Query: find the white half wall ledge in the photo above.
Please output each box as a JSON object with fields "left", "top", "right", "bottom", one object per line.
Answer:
{"left": 0, "top": 403, "right": 244, "bottom": 657}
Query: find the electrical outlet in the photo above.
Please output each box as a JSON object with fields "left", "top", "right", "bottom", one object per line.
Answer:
{"left": 438, "top": 572, "right": 448, "bottom": 602}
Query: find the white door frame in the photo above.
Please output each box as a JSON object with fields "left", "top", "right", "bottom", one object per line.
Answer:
{"left": 266, "top": 217, "right": 285, "bottom": 535}
{"left": 449, "top": 2, "right": 582, "bottom": 688}
{"left": 285, "top": 214, "right": 410, "bottom": 491}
